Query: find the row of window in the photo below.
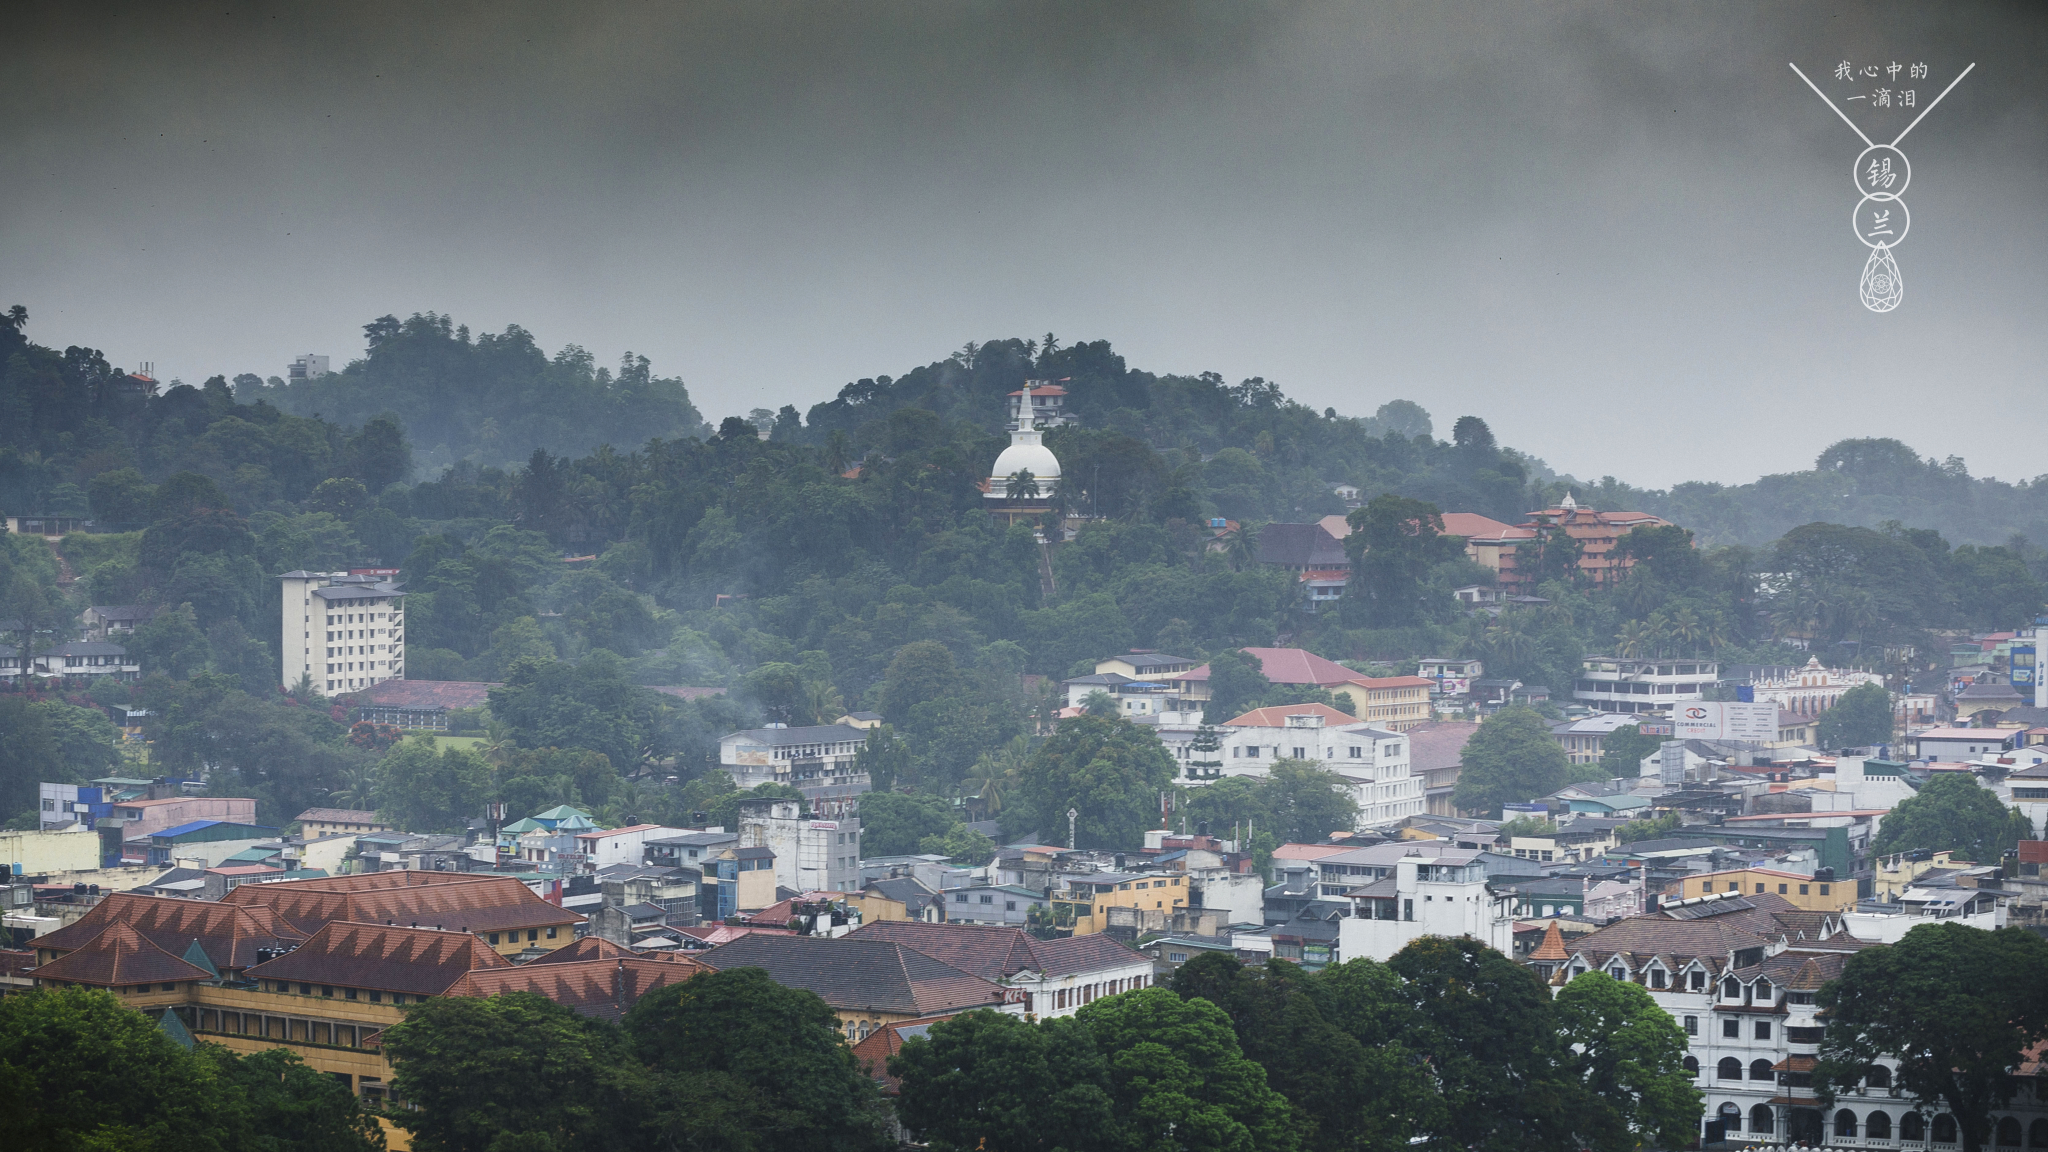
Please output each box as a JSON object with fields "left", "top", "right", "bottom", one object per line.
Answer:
{"left": 1701, "top": 878, "right": 1832, "bottom": 897}
{"left": 1714, "top": 1105, "right": 2022, "bottom": 1145}
{"left": 264, "top": 979, "right": 423, "bottom": 1005}
{"left": 1051, "top": 974, "right": 1146, "bottom": 1010}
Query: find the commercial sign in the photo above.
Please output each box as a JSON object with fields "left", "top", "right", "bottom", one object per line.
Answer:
{"left": 1671, "top": 701, "right": 1777, "bottom": 743}
{"left": 1636, "top": 721, "right": 1674, "bottom": 737}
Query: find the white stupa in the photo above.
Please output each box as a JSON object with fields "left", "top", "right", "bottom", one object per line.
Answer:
{"left": 985, "top": 416, "right": 1060, "bottom": 501}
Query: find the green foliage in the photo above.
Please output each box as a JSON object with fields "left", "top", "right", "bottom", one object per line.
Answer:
{"left": 0, "top": 987, "right": 380, "bottom": 1152}
{"left": 1451, "top": 706, "right": 1570, "bottom": 817}
{"left": 1596, "top": 722, "right": 1663, "bottom": 778}
{"left": 856, "top": 790, "right": 958, "bottom": 857}
{"left": 33, "top": 700, "right": 124, "bottom": 778}
{"left": 1555, "top": 972, "right": 1703, "bottom": 1152}
{"left": 1168, "top": 954, "right": 1433, "bottom": 1152}
{"left": 375, "top": 735, "right": 494, "bottom": 833}
{"left": 1817, "top": 924, "right": 2048, "bottom": 1152}
{"left": 624, "top": 967, "right": 894, "bottom": 1152}
{"left": 1342, "top": 494, "right": 1462, "bottom": 627}
{"left": 0, "top": 696, "right": 65, "bottom": 826}
{"left": 1076, "top": 985, "right": 1299, "bottom": 1152}
{"left": 135, "top": 672, "right": 370, "bottom": 824}
{"left": 1612, "top": 811, "right": 1681, "bottom": 844}
{"left": 1388, "top": 936, "right": 1589, "bottom": 1152}
{"left": 1817, "top": 681, "right": 1894, "bottom": 748}
{"left": 382, "top": 991, "right": 645, "bottom": 1152}
{"left": 888, "top": 1010, "right": 1119, "bottom": 1152}
{"left": 487, "top": 650, "right": 667, "bottom": 774}
{"left": 1020, "top": 716, "right": 1179, "bottom": 849}
{"left": 1872, "top": 772, "right": 2032, "bottom": 862}
{"left": 919, "top": 824, "right": 997, "bottom": 866}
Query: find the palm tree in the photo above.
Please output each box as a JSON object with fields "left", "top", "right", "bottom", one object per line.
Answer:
{"left": 1485, "top": 611, "right": 1535, "bottom": 669}
{"left": 1223, "top": 522, "right": 1261, "bottom": 572}
{"left": 328, "top": 763, "right": 378, "bottom": 812}
{"left": 804, "top": 679, "right": 845, "bottom": 725}
{"left": 1666, "top": 606, "right": 1705, "bottom": 655}
{"left": 1006, "top": 469, "right": 1041, "bottom": 502}
{"left": 962, "top": 735, "right": 1030, "bottom": 822}
{"left": 1614, "top": 619, "right": 1653, "bottom": 659}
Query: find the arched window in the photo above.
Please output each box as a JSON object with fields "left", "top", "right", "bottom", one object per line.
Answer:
{"left": 1868, "top": 1065, "right": 1893, "bottom": 1090}
{"left": 2028, "top": 1118, "right": 2048, "bottom": 1148}
{"left": 1868, "top": 1112, "right": 1892, "bottom": 1140}
{"left": 1934, "top": 1115, "right": 1958, "bottom": 1144}
{"left": 1837, "top": 1110, "right": 1859, "bottom": 1138}
{"left": 1751, "top": 1058, "right": 1775, "bottom": 1080}
{"left": 1718, "top": 1057, "right": 1744, "bottom": 1080}
{"left": 1902, "top": 1113, "right": 1925, "bottom": 1142}
{"left": 1751, "top": 1105, "right": 1776, "bottom": 1135}
{"left": 1719, "top": 1102, "right": 1743, "bottom": 1131}
{"left": 2000, "top": 1118, "right": 2024, "bottom": 1147}
{"left": 1683, "top": 1056, "right": 1699, "bottom": 1076}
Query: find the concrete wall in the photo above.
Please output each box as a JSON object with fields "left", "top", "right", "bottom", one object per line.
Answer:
{"left": 0, "top": 826, "right": 102, "bottom": 874}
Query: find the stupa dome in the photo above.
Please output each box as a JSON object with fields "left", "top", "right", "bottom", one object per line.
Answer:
{"left": 987, "top": 427, "right": 1060, "bottom": 500}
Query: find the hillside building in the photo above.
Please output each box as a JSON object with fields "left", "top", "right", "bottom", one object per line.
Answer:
{"left": 279, "top": 570, "right": 405, "bottom": 693}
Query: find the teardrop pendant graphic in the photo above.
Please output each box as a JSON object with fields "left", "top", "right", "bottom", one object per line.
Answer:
{"left": 1859, "top": 245, "right": 1903, "bottom": 312}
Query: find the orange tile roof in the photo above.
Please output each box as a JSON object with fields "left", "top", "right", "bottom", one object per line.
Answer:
{"left": 244, "top": 920, "right": 509, "bottom": 995}
{"left": 1222, "top": 702, "right": 1362, "bottom": 728}
{"left": 851, "top": 1014, "right": 959, "bottom": 1093}
{"left": 31, "top": 921, "right": 213, "bottom": 987}
{"left": 223, "top": 873, "right": 583, "bottom": 936}
{"left": 1529, "top": 921, "right": 1570, "bottom": 962}
{"left": 35, "top": 891, "right": 304, "bottom": 971}
{"left": 445, "top": 955, "right": 711, "bottom": 1021}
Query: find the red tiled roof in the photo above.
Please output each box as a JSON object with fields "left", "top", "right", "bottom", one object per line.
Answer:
{"left": 223, "top": 873, "right": 583, "bottom": 936}
{"left": 1221, "top": 702, "right": 1363, "bottom": 728}
{"left": 245, "top": 920, "right": 510, "bottom": 995}
{"left": 1344, "top": 675, "right": 1434, "bottom": 689}
{"left": 1177, "top": 647, "right": 1359, "bottom": 686}
{"left": 348, "top": 679, "right": 498, "bottom": 709}
{"left": 525, "top": 936, "right": 692, "bottom": 965}
{"left": 1438, "top": 512, "right": 1523, "bottom": 539}
{"left": 1404, "top": 720, "right": 1481, "bottom": 772}
{"left": 445, "top": 955, "right": 711, "bottom": 1022}
{"left": 30, "top": 921, "right": 213, "bottom": 988}
{"left": 35, "top": 892, "right": 305, "bottom": 971}
{"left": 851, "top": 1014, "right": 959, "bottom": 1093}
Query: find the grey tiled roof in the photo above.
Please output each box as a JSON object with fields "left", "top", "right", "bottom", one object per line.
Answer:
{"left": 697, "top": 933, "right": 1009, "bottom": 1016}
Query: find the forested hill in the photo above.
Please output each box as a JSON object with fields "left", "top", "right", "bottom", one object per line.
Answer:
{"left": 260, "top": 313, "right": 712, "bottom": 474}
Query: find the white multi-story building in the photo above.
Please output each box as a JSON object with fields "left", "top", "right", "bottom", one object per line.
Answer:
{"left": 1523, "top": 891, "right": 2048, "bottom": 1147}
{"left": 736, "top": 797, "right": 861, "bottom": 894}
{"left": 1748, "top": 656, "right": 1884, "bottom": 719}
{"left": 1204, "top": 704, "right": 1421, "bottom": 828}
{"left": 1333, "top": 847, "right": 1516, "bottom": 961}
{"left": 1573, "top": 657, "right": 1719, "bottom": 714}
{"left": 279, "top": 571, "right": 405, "bottom": 693}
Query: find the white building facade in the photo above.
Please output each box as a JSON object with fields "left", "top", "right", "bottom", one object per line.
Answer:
{"left": 1209, "top": 705, "right": 1421, "bottom": 828}
{"left": 1573, "top": 657, "right": 1719, "bottom": 714}
{"left": 736, "top": 798, "right": 862, "bottom": 894}
{"left": 280, "top": 571, "right": 406, "bottom": 693}
{"left": 1334, "top": 850, "right": 1516, "bottom": 962}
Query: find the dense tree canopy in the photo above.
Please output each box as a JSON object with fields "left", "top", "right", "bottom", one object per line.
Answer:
{"left": 1871, "top": 773, "right": 2032, "bottom": 861}
{"left": 1451, "top": 706, "right": 1571, "bottom": 817}
{"left": 1817, "top": 924, "right": 2048, "bottom": 1152}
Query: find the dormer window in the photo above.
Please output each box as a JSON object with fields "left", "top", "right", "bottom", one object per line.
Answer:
{"left": 1755, "top": 978, "right": 1773, "bottom": 1001}
{"left": 1723, "top": 978, "right": 1740, "bottom": 999}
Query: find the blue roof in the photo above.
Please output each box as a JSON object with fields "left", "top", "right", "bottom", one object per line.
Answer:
{"left": 154, "top": 820, "right": 226, "bottom": 838}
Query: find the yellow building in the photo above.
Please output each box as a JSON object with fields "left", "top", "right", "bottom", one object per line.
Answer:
{"left": 1327, "top": 676, "right": 1434, "bottom": 731}
{"left": 1870, "top": 849, "right": 1970, "bottom": 901}
{"left": 1051, "top": 872, "right": 1188, "bottom": 935}
{"left": 294, "top": 808, "right": 393, "bottom": 838}
{"left": 28, "top": 889, "right": 691, "bottom": 1149}
{"left": 0, "top": 825, "right": 101, "bottom": 873}
{"left": 1664, "top": 867, "right": 1851, "bottom": 911}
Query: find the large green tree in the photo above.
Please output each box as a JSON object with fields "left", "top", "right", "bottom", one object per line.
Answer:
{"left": 1817, "top": 924, "right": 2048, "bottom": 1152}
{"left": 1554, "top": 971, "right": 1702, "bottom": 1152}
{"left": 1872, "top": 772, "right": 2032, "bottom": 861}
{"left": 1595, "top": 722, "right": 1662, "bottom": 779}
{"left": 374, "top": 735, "right": 494, "bottom": 833}
{"left": 1077, "top": 986, "right": 1299, "bottom": 1152}
{"left": 1451, "top": 706, "right": 1569, "bottom": 817}
{"left": 1261, "top": 760, "right": 1360, "bottom": 842}
{"left": 1341, "top": 494, "right": 1462, "bottom": 627}
{"left": 855, "top": 790, "right": 959, "bottom": 857}
{"left": 1389, "top": 936, "right": 1586, "bottom": 1152}
{"left": 1020, "top": 715, "right": 1179, "bottom": 849}
{"left": 625, "top": 967, "right": 894, "bottom": 1152}
{"left": 1816, "top": 681, "right": 1894, "bottom": 748}
{"left": 889, "top": 1010, "right": 1119, "bottom": 1152}
{"left": 382, "top": 991, "right": 646, "bottom": 1152}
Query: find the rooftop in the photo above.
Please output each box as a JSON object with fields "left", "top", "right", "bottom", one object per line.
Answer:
{"left": 349, "top": 679, "right": 497, "bottom": 710}
{"left": 698, "top": 933, "right": 1011, "bottom": 1016}
{"left": 722, "top": 723, "right": 868, "bottom": 747}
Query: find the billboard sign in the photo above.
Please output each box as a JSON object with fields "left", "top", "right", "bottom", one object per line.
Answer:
{"left": 1636, "top": 721, "right": 1674, "bottom": 737}
{"left": 1672, "top": 701, "right": 1778, "bottom": 743}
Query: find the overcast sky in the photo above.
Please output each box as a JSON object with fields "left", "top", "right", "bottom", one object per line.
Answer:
{"left": 4, "top": 1, "right": 2043, "bottom": 488}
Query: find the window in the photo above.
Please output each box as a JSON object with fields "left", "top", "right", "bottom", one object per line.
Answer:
{"left": 1005, "top": 901, "right": 1016, "bottom": 911}
{"left": 980, "top": 894, "right": 994, "bottom": 904}
{"left": 1650, "top": 970, "right": 1666, "bottom": 989}
{"left": 1902, "top": 1114, "right": 1925, "bottom": 1142}
{"left": 488, "top": 933, "right": 500, "bottom": 945}
{"left": 527, "top": 930, "right": 538, "bottom": 942}
{"left": 1864, "top": 1065, "right": 1891, "bottom": 1089}
{"left": 344, "top": 988, "right": 358, "bottom": 1000}
{"left": 1755, "top": 1021, "right": 1772, "bottom": 1040}
{"left": 1837, "top": 1110, "right": 1859, "bottom": 1139}
{"left": 547, "top": 927, "right": 558, "bottom": 939}
{"left": 1717, "top": 1057, "right": 1743, "bottom": 1079}
{"left": 1690, "top": 971, "right": 1706, "bottom": 991}
{"left": 1866, "top": 1112, "right": 1892, "bottom": 1140}
{"left": 1608, "top": 965, "right": 1625, "bottom": 980}
{"left": 1723, "top": 1017, "right": 1741, "bottom": 1039}
{"left": 320, "top": 986, "right": 334, "bottom": 998}
{"left": 1750, "top": 1059, "right": 1773, "bottom": 1080}
{"left": 1750, "top": 1106, "right": 1775, "bottom": 1135}
{"left": 954, "top": 893, "right": 968, "bottom": 902}
{"left": 1168, "top": 951, "right": 1188, "bottom": 963}
{"left": 1778, "top": 883, "right": 1788, "bottom": 894}
{"left": 1723, "top": 979, "right": 1740, "bottom": 999}
{"left": 1684, "top": 1015, "right": 1698, "bottom": 1036}
{"left": 1819, "top": 883, "right": 1830, "bottom": 895}
{"left": 1799, "top": 884, "right": 1810, "bottom": 895}
{"left": 1683, "top": 1055, "right": 1699, "bottom": 1076}
{"left": 369, "top": 990, "right": 382, "bottom": 1003}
